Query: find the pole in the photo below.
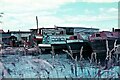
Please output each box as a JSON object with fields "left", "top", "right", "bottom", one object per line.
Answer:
{"left": 36, "top": 16, "right": 38, "bottom": 30}
{"left": 36, "top": 16, "right": 39, "bottom": 33}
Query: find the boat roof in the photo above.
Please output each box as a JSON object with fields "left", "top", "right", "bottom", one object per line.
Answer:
{"left": 56, "top": 26, "right": 99, "bottom": 30}
{"left": 9, "top": 31, "right": 31, "bottom": 33}
{"left": 30, "top": 28, "right": 56, "bottom": 30}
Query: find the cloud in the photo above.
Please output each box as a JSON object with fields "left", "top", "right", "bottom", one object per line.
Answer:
{"left": 100, "top": 8, "right": 118, "bottom": 13}
{"left": 107, "top": 8, "right": 118, "bottom": 12}
{"left": 64, "top": 13, "right": 117, "bottom": 22}
{"left": 1, "top": 7, "right": 118, "bottom": 31}
{"left": 1, "top": 0, "right": 118, "bottom": 13}
{"left": 0, "top": 0, "right": 118, "bottom": 31}
{"left": 2, "top": 12, "right": 65, "bottom": 31}
{"left": 1, "top": 0, "right": 76, "bottom": 12}
{"left": 99, "top": 8, "right": 118, "bottom": 19}
{"left": 84, "top": 9, "right": 94, "bottom": 14}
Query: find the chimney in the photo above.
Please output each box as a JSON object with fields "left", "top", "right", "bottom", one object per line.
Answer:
{"left": 112, "top": 28, "right": 114, "bottom": 32}
{"left": 8, "top": 30, "right": 10, "bottom": 33}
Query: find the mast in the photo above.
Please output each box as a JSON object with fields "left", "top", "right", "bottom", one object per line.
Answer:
{"left": 36, "top": 16, "right": 39, "bottom": 33}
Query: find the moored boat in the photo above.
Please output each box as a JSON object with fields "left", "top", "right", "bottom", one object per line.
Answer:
{"left": 37, "top": 28, "right": 67, "bottom": 53}
{"left": 31, "top": 26, "right": 99, "bottom": 56}
{"left": 89, "top": 29, "right": 120, "bottom": 62}
{"left": 65, "top": 33, "right": 93, "bottom": 59}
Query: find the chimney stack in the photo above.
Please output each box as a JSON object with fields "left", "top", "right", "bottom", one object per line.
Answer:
{"left": 112, "top": 28, "right": 114, "bottom": 32}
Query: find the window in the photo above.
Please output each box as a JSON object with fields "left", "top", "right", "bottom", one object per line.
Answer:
{"left": 96, "top": 34, "right": 100, "bottom": 37}
{"left": 66, "top": 28, "right": 74, "bottom": 35}
{"left": 74, "top": 36, "right": 77, "bottom": 39}
{"left": 21, "top": 37, "right": 27, "bottom": 41}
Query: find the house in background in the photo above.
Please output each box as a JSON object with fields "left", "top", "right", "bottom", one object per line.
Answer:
{"left": 9, "top": 30, "right": 31, "bottom": 46}
{"left": 10, "top": 31, "right": 31, "bottom": 42}
{"left": 0, "top": 29, "right": 11, "bottom": 47}
{"left": 0, "top": 29, "right": 4, "bottom": 43}
{"left": 0, "top": 30, "right": 31, "bottom": 47}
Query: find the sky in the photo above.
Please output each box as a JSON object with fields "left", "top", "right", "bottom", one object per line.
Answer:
{"left": 0, "top": 0, "right": 119, "bottom": 31}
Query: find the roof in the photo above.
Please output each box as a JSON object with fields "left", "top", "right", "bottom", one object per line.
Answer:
{"left": 9, "top": 31, "right": 31, "bottom": 34}
{"left": 30, "top": 28, "right": 56, "bottom": 30}
{"left": 56, "top": 26, "right": 99, "bottom": 30}
{"left": 115, "top": 29, "right": 120, "bottom": 32}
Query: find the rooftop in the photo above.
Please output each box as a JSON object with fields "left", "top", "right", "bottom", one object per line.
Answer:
{"left": 56, "top": 26, "right": 99, "bottom": 30}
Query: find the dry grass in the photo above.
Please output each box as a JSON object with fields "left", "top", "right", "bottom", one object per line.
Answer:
{"left": 0, "top": 38, "right": 120, "bottom": 78}
{"left": 79, "top": 46, "right": 83, "bottom": 61}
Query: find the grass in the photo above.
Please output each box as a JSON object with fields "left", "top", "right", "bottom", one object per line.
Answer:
{"left": 0, "top": 39, "right": 120, "bottom": 78}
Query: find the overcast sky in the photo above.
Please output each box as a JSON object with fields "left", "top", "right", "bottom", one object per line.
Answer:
{"left": 0, "top": 0, "right": 119, "bottom": 31}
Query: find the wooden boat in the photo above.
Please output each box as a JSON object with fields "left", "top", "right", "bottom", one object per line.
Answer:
{"left": 89, "top": 29, "right": 120, "bottom": 61}
{"left": 35, "top": 28, "right": 67, "bottom": 53}
{"left": 66, "top": 33, "right": 93, "bottom": 59}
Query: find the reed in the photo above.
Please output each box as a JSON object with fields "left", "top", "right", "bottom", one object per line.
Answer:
{"left": 79, "top": 46, "right": 83, "bottom": 61}
{"left": 106, "top": 39, "right": 117, "bottom": 62}
{"left": 63, "top": 45, "right": 81, "bottom": 77}
{"left": 51, "top": 46, "right": 55, "bottom": 57}
{"left": 62, "top": 49, "right": 74, "bottom": 60}
{"left": 33, "top": 41, "right": 42, "bottom": 55}
{"left": 90, "top": 52, "right": 96, "bottom": 64}
{"left": 68, "top": 45, "right": 73, "bottom": 59}
{"left": 105, "top": 39, "right": 119, "bottom": 70}
{"left": 75, "top": 56, "right": 78, "bottom": 77}
{"left": 105, "top": 40, "right": 109, "bottom": 60}
{"left": 109, "top": 39, "right": 117, "bottom": 54}
{"left": 1, "top": 38, "right": 120, "bottom": 78}
{"left": 93, "top": 39, "right": 120, "bottom": 78}
{"left": 51, "top": 46, "right": 55, "bottom": 66}
{"left": 114, "top": 44, "right": 120, "bottom": 65}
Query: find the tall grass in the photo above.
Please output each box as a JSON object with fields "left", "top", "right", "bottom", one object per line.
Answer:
{"left": 79, "top": 46, "right": 83, "bottom": 61}
{"left": 1, "top": 38, "right": 120, "bottom": 78}
{"left": 93, "top": 39, "right": 120, "bottom": 78}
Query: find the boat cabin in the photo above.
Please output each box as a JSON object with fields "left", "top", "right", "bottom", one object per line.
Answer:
{"left": 89, "top": 31, "right": 118, "bottom": 41}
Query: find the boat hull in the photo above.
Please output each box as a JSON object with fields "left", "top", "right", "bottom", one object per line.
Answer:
{"left": 51, "top": 44, "right": 67, "bottom": 50}
{"left": 66, "top": 40, "right": 93, "bottom": 60}
{"left": 90, "top": 39, "right": 120, "bottom": 63}
{"left": 39, "top": 43, "right": 67, "bottom": 54}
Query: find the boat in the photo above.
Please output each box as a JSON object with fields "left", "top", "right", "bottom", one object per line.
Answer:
{"left": 56, "top": 26, "right": 99, "bottom": 59}
{"left": 31, "top": 17, "right": 67, "bottom": 53}
{"left": 31, "top": 27, "right": 67, "bottom": 54}
{"left": 31, "top": 23, "right": 99, "bottom": 56}
{"left": 89, "top": 29, "right": 120, "bottom": 62}
{"left": 65, "top": 33, "right": 94, "bottom": 59}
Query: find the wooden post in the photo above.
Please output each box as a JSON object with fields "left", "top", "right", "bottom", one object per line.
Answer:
{"left": 36, "top": 16, "right": 38, "bottom": 29}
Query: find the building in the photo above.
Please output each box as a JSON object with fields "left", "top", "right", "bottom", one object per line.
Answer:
{"left": 10, "top": 31, "right": 31, "bottom": 42}
{"left": 0, "top": 30, "right": 31, "bottom": 47}
{"left": 0, "top": 30, "right": 11, "bottom": 44}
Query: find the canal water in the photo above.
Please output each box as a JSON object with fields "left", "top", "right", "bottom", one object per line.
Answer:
{"left": 0, "top": 53, "right": 120, "bottom": 78}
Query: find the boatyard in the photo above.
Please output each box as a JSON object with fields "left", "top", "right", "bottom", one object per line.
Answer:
{"left": 0, "top": 26, "right": 120, "bottom": 79}
{"left": 0, "top": 0, "right": 120, "bottom": 79}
